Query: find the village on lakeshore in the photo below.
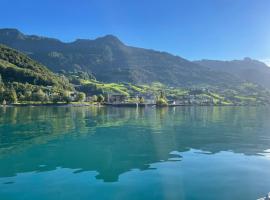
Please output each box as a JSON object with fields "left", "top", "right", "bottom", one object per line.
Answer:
{"left": 1, "top": 85, "right": 267, "bottom": 107}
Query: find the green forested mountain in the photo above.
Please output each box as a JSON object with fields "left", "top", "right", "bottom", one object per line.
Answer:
{"left": 0, "top": 44, "right": 71, "bottom": 89}
{"left": 1, "top": 28, "right": 270, "bottom": 106}
{"left": 0, "top": 44, "right": 74, "bottom": 103}
{"left": 195, "top": 58, "right": 270, "bottom": 88}
{"left": 0, "top": 28, "right": 241, "bottom": 87}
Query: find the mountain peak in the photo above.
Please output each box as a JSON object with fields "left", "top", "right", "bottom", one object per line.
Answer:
{"left": 72, "top": 34, "right": 123, "bottom": 46}
{"left": 0, "top": 28, "right": 25, "bottom": 39}
{"left": 102, "top": 34, "right": 120, "bottom": 40}
{"left": 95, "top": 34, "right": 123, "bottom": 45}
{"left": 243, "top": 57, "right": 253, "bottom": 61}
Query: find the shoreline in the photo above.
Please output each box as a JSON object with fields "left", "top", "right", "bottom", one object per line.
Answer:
{"left": 0, "top": 102, "right": 264, "bottom": 108}
{"left": 1, "top": 102, "right": 96, "bottom": 107}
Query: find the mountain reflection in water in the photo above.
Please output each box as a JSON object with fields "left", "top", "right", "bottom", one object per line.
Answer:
{"left": 0, "top": 106, "right": 270, "bottom": 183}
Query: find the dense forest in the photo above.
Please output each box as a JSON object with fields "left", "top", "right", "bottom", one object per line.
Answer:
{"left": 0, "top": 44, "right": 85, "bottom": 104}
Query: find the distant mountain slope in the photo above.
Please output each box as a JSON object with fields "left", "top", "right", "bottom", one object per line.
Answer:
{"left": 0, "top": 28, "right": 241, "bottom": 87}
{"left": 195, "top": 58, "right": 270, "bottom": 88}
{"left": 0, "top": 44, "right": 70, "bottom": 89}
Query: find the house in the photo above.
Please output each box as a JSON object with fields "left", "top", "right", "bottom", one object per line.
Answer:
{"left": 140, "top": 93, "right": 156, "bottom": 104}
{"left": 168, "top": 100, "right": 176, "bottom": 105}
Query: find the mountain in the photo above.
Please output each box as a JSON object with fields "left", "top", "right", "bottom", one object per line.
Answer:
{"left": 0, "top": 28, "right": 241, "bottom": 87}
{"left": 195, "top": 58, "right": 270, "bottom": 88}
{"left": 0, "top": 44, "right": 70, "bottom": 89}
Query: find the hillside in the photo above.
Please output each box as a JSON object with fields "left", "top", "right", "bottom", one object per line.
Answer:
{"left": 0, "top": 44, "right": 71, "bottom": 89}
{"left": 61, "top": 70, "right": 270, "bottom": 106}
{"left": 0, "top": 41, "right": 269, "bottom": 105}
{"left": 0, "top": 44, "right": 75, "bottom": 103}
{"left": 0, "top": 28, "right": 241, "bottom": 87}
{"left": 195, "top": 58, "right": 270, "bottom": 88}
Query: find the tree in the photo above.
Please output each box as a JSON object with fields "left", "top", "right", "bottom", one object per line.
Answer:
{"left": 160, "top": 91, "right": 166, "bottom": 100}
{"left": 10, "top": 89, "right": 17, "bottom": 103}
{"left": 92, "top": 95, "right": 98, "bottom": 102}
{"left": 75, "top": 92, "right": 86, "bottom": 102}
{"left": 139, "top": 96, "right": 144, "bottom": 103}
{"left": 44, "top": 93, "right": 50, "bottom": 102}
{"left": 156, "top": 91, "right": 168, "bottom": 106}
{"left": 24, "top": 91, "right": 32, "bottom": 101}
{"left": 17, "top": 92, "right": 25, "bottom": 101}
{"left": 97, "top": 94, "right": 105, "bottom": 103}
{"left": 156, "top": 98, "right": 168, "bottom": 106}
{"left": 51, "top": 93, "right": 61, "bottom": 103}
{"left": 32, "top": 89, "right": 46, "bottom": 102}
{"left": 3, "top": 88, "right": 17, "bottom": 103}
{"left": 2, "top": 99, "right": 6, "bottom": 105}
{"left": 61, "top": 91, "right": 71, "bottom": 103}
{"left": 0, "top": 86, "right": 4, "bottom": 102}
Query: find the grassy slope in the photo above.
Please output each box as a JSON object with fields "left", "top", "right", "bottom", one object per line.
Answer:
{"left": 77, "top": 78, "right": 270, "bottom": 105}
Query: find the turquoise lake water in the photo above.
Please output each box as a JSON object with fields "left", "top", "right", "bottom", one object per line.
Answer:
{"left": 0, "top": 106, "right": 270, "bottom": 200}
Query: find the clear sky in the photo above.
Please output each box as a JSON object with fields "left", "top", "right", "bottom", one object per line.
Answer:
{"left": 1, "top": 0, "right": 270, "bottom": 62}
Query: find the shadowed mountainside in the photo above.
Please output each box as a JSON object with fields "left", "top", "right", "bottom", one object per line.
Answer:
{"left": 0, "top": 28, "right": 241, "bottom": 87}
{"left": 195, "top": 58, "right": 270, "bottom": 88}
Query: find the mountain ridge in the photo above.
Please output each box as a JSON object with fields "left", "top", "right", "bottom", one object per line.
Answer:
{"left": 0, "top": 28, "right": 253, "bottom": 87}
{"left": 195, "top": 58, "right": 270, "bottom": 88}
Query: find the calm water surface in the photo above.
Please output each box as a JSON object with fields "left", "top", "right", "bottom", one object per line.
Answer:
{"left": 0, "top": 106, "right": 270, "bottom": 200}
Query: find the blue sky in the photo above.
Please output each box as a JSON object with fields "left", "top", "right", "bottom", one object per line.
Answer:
{"left": 1, "top": 0, "right": 270, "bottom": 63}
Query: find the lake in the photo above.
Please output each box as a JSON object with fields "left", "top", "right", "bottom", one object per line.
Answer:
{"left": 0, "top": 106, "right": 270, "bottom": 200}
